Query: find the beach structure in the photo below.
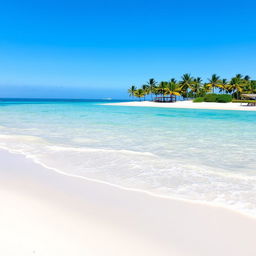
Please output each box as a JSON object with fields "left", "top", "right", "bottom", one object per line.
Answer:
{"left": 154, "top": 95, "right": 176, "bottom": 102}
{"left": 240, "top": 94, "right": 256, "bottom": 106}
{"left": 241, "top": 94, "right": 256, "bottom": 100}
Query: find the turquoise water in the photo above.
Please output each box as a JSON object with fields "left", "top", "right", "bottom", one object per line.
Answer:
{"left": 0, "top": 99, "right": 256, "bottom": 216}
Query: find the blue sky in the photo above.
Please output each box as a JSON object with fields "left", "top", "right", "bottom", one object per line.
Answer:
{"left": 0, "top": 0, "right": 256, "bottom": 99}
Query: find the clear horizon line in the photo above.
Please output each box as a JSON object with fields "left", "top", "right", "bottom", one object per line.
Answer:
{"left": 0, "top": 97, "right": 132, "bottom": 101}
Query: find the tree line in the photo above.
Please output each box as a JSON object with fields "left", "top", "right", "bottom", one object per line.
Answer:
{"left": 128, "top": 74, "right": 256, "bottom": 101}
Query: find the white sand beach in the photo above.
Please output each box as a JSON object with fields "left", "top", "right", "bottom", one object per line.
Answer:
{"left": 104, "top": 100, "right": 256, "bottom": 111}
{"left": 1, "top": 148, "right": 256, "bottom": 256}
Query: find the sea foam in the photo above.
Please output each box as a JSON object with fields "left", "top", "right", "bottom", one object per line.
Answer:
{"left": 0, "top": 100, "right": 255, "bottom": 216}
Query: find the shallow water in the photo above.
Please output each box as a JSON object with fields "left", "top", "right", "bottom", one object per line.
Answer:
{"left": 0, "top": 99, "right": 255, "bottom": 216}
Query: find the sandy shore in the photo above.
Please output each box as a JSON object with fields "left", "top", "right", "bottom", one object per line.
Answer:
{"left": 103, "top": 100, "right": 256, "bottom": 111}
{"left": 1, "top": 149, "right": 256, "bottom": 256}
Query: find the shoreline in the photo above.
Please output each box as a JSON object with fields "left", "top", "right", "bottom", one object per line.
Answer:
{"left": 1, "top": 148, "right": 256, "bottom": 255}
{"left": 1, "top": 145, "right": 255, "bottom": 219}
{"left": 103, "top": 100, "right": 256, "bottom": 111}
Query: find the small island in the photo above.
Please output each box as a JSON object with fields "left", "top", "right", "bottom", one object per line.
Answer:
{"left": 128, "top": 74, "right": 256, "bottom": 105}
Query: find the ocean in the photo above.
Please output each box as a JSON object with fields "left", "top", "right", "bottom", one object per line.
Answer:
{"left": 0, "top": 99, "right": 255, "bottom": 216}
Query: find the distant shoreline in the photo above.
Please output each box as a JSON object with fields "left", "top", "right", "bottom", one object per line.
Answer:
{"left": 103, "top": 100, "right": 256, "bottom": 111}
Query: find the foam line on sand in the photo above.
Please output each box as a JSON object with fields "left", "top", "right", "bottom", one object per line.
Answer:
{"left": 1, "top": 149, "right": 256, "bottom": 256}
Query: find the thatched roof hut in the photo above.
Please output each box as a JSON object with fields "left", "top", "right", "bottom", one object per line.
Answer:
{"left": 241, "top": 94, "right": 256, "bottom": 99}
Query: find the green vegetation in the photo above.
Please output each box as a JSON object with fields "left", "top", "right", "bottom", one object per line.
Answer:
{"left": 193, "top": 94, "right": 232, "bottom": 103}
{"left": 128, "top": 74, "right": 256, "bottom": 102}
{"left": 216, "top": 94, "right": 232, "bottom": 103}
{"left": 133, "top": 89, "right": 145, "bottom": 101}
{"left": 193, "top": 97, "right": 204, "bottom": 103}
{"left": 204, "top": 94, "right": 218, "bottom": 102}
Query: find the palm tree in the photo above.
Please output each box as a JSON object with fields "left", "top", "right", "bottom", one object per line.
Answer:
{"left": 207, "top": 74, "right": 220, "bottom": 93}
{"left": 142, "top": 84, "right": 150, "bottom": 101}
{"left": 197, "top": 87, "right": 208, "bottom": 97}
{"left": 134, "top": 89, "right": 145, "bottom": 101}
{"left": 179, "top": 73, "right": 193, "bottom": 99}
{"left": 156, "top": 81, "right": 168, "bottom": 96}
{"left": 235, "top": 74, "right": 243, "bottom": 80}
{"left": 242, "top": 75, "right": 252, "bottom": 93}
{"left": 128, "top": 73, "right": 255, "bottom": 101}
{"left": 192, "top": 77, "right": 203, "bottom": 98}
{"left": 229, "top": 76, "right": 244, "bottom": 99}
{"left": 243, "top": 82, "right": 254, "bottom": 94}
{"left": 249, "top": 80, "right": 256, "bottom": 93}
{"left": 128, "top": 85, "right": 137, "bottom": 99}
{"left": 218, "top": 79, "right": 228, "bottom": 94}
{"left": 242, "top": 78, "right": 256, "bottom": 94}
{"left": 147, "top": 78, "right": 157, "bottom": 101}
{"left": 244, "top": 75, "right": 250, "bottom": 81}
{"left": 165, "top": 79, "right": 181, "bottom": 101}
